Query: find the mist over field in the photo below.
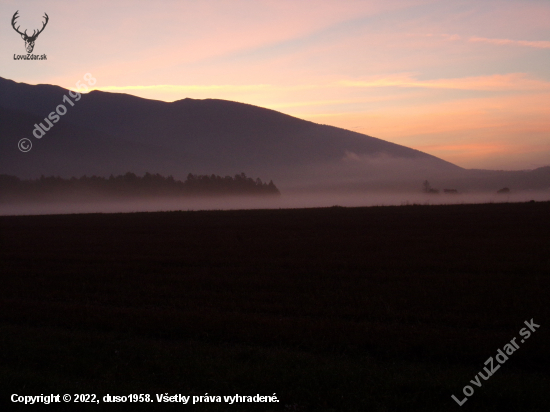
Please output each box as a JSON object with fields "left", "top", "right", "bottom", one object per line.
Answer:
{"left": 2, "top": 189, "right": 549, "bottom": 216}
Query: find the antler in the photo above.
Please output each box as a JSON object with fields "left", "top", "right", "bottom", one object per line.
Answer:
{"left": 12, "top": 11, "right": 49, "bottom": 40}
{"left": 30, "top": 13, "right": 49, "bottom": 39}
{"left": 11, "top": 10, "right": 27, "bottom": 37}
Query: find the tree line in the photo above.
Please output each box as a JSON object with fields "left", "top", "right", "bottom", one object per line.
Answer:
{"left": 0, "top": 172, "right": 280, "bottom": 201}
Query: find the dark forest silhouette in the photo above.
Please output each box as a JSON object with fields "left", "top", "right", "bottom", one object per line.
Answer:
{"left": 0, "top": 172, "right": 280, "bottom": 202}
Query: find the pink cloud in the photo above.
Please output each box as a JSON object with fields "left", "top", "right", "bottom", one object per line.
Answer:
{"left": 469, "top": 36, "right": 550, "bottom": 49}
{"left": 339, "top": 73, "right": 550, "bottom": 92}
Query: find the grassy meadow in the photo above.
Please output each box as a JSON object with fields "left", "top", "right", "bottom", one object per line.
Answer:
{"left": 1, "top": 202, "right": 549, "bottom": 411}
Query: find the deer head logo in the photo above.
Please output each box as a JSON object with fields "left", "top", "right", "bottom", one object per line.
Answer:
{"left": 11, "top": 11, "right": 49, "bottom": 54}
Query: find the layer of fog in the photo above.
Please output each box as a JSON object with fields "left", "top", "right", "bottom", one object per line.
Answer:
{"left": 2, "top": 155, "right": 548, "bottom": 216}
{"left": 1, "top": 190, "right": 549, "bottom": 216}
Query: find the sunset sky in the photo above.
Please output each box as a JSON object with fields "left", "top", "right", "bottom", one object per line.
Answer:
{"left": 2, "top": 0, "right": 549, "bottom": 170}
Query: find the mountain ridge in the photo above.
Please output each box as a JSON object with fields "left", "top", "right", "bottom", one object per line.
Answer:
{"left": 2, "top": 76, "right": 548, "bottom": 192}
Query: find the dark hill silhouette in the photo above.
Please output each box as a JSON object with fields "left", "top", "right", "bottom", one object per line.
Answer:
{"left": 0, "top": 77, "right": 449, "bottom": 165}
{"left": 1, "top": 77, "right": 548, "bottom": 191}
{"left": 0, "top": 77, "right": 460, "bottom": 185}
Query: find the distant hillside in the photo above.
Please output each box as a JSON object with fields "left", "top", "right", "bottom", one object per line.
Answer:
{"left": 0, "top": 172, "right": 280, "bottom": 203}
{"left": 1, "top": 76, "right": 548, "bottom": 192}
{"left": 0, "top": 77, "right": 461, "bottom": 189}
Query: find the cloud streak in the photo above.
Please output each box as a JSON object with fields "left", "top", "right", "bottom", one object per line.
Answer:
{"left": 339, "top": 73, "right": 550, "bottom": 92}
{"left": 90, "top": 84, "right": 271, "bottom": 93}
{"left": 409, "top": 33, "right": 550, "bottom": 50}
{"left": 92, "top": 72, "right": 550, "bottom": 97}
{"left": 469, "top": 36, "right": 550, "bottom": 49}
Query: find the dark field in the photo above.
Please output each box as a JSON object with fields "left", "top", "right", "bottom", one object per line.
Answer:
{"left": 1, "top": 202, "right": 549, "bottom": 411}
